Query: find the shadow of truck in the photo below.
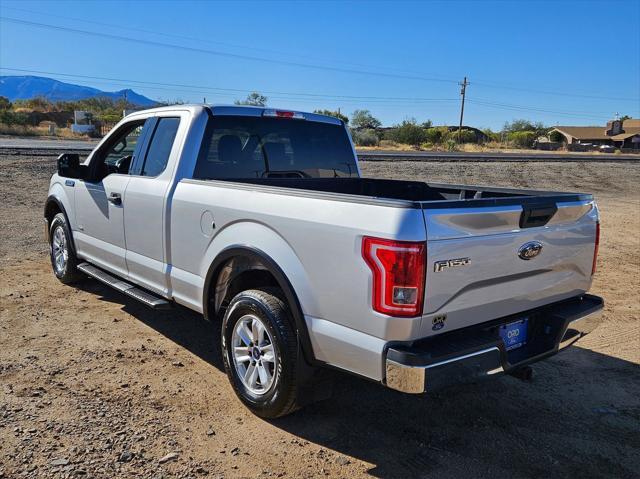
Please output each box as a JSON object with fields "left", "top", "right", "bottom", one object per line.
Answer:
{"left": 77, "top": 279, "right": 640, "bottom": 479}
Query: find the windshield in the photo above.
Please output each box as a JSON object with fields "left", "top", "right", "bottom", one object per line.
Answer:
{"left": 193, "top": 115, "right": 357, "bottom": 179}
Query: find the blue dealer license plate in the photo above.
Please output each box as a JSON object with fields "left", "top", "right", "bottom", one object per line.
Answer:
{"left": 499, "top": 318, "right": 528, "bottom": 351}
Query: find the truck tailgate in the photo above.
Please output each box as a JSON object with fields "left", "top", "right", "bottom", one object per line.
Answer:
{"left": 420, "top": 199, "right": 598, "bottom": 337}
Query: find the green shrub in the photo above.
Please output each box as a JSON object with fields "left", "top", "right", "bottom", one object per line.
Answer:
{"left": 425, "top": 127, "right": 447, "bottom": 144}
{"left": 507, "top": 130, "right": 537, "bottom": 148}
{"left": 451, "top": 128, "right": 477, "bottom": 144}
{"left": 382, "top": 128, "right": 398, "bottom": 141}
{"left": 0, "top": 110, "right": 29, "bottom": 125}
{"left": 446, "top": 139, "right": 457, "bottom": 151}
{"left": 482, "top": 128, "right": 500, "bottom": 142}
{"left": 0, "top": 96, "right": 11, "bottom": 110}
{"left": 388, "top": 119, "right": 426, "bottom": 146}
{"left": 352, "top": 128, "right": 379, "bottom": 146}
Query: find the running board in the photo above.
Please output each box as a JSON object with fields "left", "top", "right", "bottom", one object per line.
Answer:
{"left": 77, "top": 262, "right": 171, "bottom": 310}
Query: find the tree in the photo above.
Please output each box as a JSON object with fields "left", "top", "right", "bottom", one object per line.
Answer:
{"left": 0, "top": 96, "right": 11, "bottom": 110}
{"left": 314, "top": 109, "right": 349, "bottom": 124}
{"left": 351, "top": 109, "right": 381, "bottom": 130}
{"left": 234, "top": 92, "right": 267, "bottom": 106}
{"left": 503, "top": 119, "right": 547, "bottom": 136}
{"left": 620, "top": 115, "right": 631, "bottom": 122}
{"left": 421, "top": 120, "right": 433, "bottom": 129}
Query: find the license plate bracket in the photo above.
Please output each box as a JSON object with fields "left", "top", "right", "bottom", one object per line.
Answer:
{"left": 499, "top": 318, "right": 528, "bottom": 351}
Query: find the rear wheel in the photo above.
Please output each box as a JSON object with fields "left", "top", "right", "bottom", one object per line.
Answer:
{"left": 49, "top": 213, "right": 82, "bottom": 284}
{"left": 222, "top": 288, "right": 301, "bottom": 418}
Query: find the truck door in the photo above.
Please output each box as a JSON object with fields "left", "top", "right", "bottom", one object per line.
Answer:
{"left": 123, "top": 116, "right": 182, "bottom": 296}
{"left": 73, "top": 118, "right": 152, "bottom": 278}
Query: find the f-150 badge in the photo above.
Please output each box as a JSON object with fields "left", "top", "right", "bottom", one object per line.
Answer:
{"left": 434, "top": 257, "right": 471, "bottom": 272}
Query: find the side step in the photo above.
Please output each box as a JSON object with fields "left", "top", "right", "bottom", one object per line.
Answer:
{"left": 77, "top": 262, "right": 171, "bottom": 310}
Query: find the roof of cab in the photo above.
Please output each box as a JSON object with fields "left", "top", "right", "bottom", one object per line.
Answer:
{"left": 127, "top": 104, "right": 344, "bottom": 125}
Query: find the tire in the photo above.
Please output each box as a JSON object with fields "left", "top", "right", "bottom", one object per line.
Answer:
{"left": 49, "top": 212, "right": 82, "bottom": 284}
{"left": 222, "top": 288, "right": 301, "bottom": 418}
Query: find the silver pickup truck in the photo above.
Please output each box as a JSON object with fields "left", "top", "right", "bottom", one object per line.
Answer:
{"left": 45, "top": 105, "right": 603, "bottom": 417}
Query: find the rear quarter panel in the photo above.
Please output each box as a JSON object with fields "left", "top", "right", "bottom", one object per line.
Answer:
{"left": 169, "top": 181, "right": 427, "bottom": 379}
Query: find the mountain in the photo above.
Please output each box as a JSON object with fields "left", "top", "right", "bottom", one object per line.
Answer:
{"left": 0, "top": 75, "right": 157, "bottom": 107}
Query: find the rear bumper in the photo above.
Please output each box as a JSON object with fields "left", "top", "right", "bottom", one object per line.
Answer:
{"left": 384, "top": 294, "right": 604, "bottom": 394}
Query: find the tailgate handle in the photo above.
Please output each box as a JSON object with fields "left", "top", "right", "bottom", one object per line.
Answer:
{"left": 520, "top": 204, "right": 557, "bottom": 228}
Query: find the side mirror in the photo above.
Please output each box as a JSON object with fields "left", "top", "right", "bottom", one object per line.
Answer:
{"left": 57, "top": 153, "right": 87, "bottom": 180}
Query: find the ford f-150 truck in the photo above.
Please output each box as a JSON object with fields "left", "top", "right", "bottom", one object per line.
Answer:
{"left": 45, "top": 105, "right": 603, "bottom": 417}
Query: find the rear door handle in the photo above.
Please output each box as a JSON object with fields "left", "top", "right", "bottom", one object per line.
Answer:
{"left": 108, "top": 192, "right": 122, "bottom": 205}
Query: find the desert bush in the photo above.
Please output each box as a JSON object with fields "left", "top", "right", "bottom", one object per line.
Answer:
{"left": 507, "top": 130, "right": 537, "bottom": 148}
{"left": 352, "top": 128, "right": 379, "bottom": 146}
{"left": 0, "top": 110, "right": 29, "bottom": 126}
{"left": 388, "top": 119, "right": 426, "bottom": 146}
{"left": 0, "top": 96, "right": 11, "bottom": 110}
{"left": 424, "top": 127, "right": 447, "bottom": 144}
{"left": 0, "top": 123, "right": 37, "bottom": 136}
{"left": 382, "top": 128, "right": 398, "bottom": 141}
{"left": 450, "top": 128, "right": 477, "bottom": 144}
{"left": 482, "top": 128, "right": 500, "bottom": 142}
{"left": 503, "top": 119, "right": 548, "bottom": 137}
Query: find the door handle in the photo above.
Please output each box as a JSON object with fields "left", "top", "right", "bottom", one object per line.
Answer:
{"left": 108, "top": 192, "right": 122, "bottom": 205}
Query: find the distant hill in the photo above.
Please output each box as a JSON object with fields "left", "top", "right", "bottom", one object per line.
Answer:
{"left": 0, "top": 75, "right": 157, "bottom": 107}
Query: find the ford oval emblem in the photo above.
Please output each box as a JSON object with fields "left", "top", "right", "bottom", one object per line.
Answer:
{"left": 518, "top": 241, "right": 543, "bottom": 260}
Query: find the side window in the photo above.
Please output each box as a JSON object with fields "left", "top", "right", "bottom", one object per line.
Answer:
{"left": 90, "top": 120, "right": 147, "bottom": 181}
{"left": 140, "top": 118, "right": 180, "bottom": 177}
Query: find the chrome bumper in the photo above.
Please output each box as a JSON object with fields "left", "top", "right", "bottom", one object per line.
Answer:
{"left": 385, "top": 294, "right": 604, "bottom": 394}
{"left": 558, "top": 307, "right": 603, "bottom": 350}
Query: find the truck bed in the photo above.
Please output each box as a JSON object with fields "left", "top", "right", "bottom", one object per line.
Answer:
{"left": 183, "top": 176, "right": 597, "bottom": 341}
{"left": 210, "top": 177, "right": 592, "bottom": 209}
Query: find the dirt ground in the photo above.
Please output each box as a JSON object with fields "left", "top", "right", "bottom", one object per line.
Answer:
{"left": 1, "top": 152, "right": 639, "bottom": 479}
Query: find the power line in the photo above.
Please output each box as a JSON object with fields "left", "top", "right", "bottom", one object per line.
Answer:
{"left": 0, "top": 67, "right": 617, "bottom": 121}
{"left": 2, "top": 15, "right": 637, "bottom": 102}
{"left": 470, "top": 97, "right": 615, "bottom": 116}
{"left": 0, "top": 5, "right": 459, "bottom": 83}
{"left": 1, "top": 10, "right": 636, "bottom": 102}
{"left": 0, "top": 17, "right": 460, "bottom": 86}
{"left": 0, "top": 67, "right": 459, "bottom": 104}
{"left": 466, "top": 99, "right": 612, "bottom": 121}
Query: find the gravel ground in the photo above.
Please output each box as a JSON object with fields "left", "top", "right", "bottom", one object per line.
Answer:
{"left": 1, "top": 153, "right": 639, "bottom": 478}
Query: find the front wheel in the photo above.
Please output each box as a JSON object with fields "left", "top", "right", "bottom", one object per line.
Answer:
{"left": 49, "top": 213, "right": 82, "bottom": 284}
{"left": 222, "top": 288, "right": 301, "bottom": 418}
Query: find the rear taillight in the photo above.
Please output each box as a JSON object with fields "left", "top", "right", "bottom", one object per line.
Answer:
{"left": 592, "top": 221, "right": 600, "bottom": 276}
{"left": 362, "top": 237, "right": 426, "bottom": 317}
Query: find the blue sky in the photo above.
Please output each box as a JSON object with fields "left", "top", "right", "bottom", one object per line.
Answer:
{"left": 1, "top": 0, "right": 638, "bottom": 128}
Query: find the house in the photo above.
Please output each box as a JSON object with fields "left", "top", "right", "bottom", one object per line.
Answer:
{"left": 550, "top": 118, "right": 640, "bottom": 150}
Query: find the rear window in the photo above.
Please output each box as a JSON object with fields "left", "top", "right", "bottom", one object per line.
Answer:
{"left": 193, "top": 116, "right": 357, "bottom": 179}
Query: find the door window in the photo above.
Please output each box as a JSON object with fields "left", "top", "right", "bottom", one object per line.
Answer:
{"left": 140, "top": 118, "right": 180, "bottom": 177}
{"left": 91, "top": 120, "right": 147, "bottom": 181}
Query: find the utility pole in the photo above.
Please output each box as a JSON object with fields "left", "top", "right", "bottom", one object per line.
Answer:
{"left": 458, "top": 76, "right": 469, "bottom": 143}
